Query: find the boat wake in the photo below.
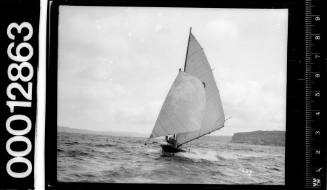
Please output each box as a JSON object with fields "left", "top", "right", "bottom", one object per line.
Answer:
{"left": 145, "top": 148, "right": 160, "bottom": 154}
{"left": 175, "top": 149, "right": 219, "bottom": 162}
{"left": 174, "top": 148, "right": 262, "bottom": 163}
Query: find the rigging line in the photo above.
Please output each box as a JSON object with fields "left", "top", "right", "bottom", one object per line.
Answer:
{"left": 183, "top": 27, "right": 192, "bottom": 72}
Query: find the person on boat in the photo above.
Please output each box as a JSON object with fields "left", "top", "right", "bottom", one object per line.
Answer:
{"left": 166, "top": 135, "right": 177, "bottom": 148}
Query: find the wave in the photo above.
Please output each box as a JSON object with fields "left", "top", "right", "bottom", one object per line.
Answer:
{"left": 64, "top": 141, "right": 79, "bottom": 145}
{"left": 66, "top": 149, "right": 94, "bottom": 158}
{"left": 58, "top": 133, "right": 285, "bottom": 184}
{"left": 265, "top": 166, "right": 282, "bottom": 171}
{"left": 216, "top": 151, "right": 243, "bottom": 160}
{"left": 176, "top": 149, "right": 219, "bottom": 162}
{"left": 145, "top": 148, "right": 160, "bottom": 154}
{"left": 93, "top": 143, "right": 117, "bottom": 148}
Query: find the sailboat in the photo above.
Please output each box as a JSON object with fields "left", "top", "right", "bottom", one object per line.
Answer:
{"left": 148, "top": 28, "right": 225, "bottom": 154}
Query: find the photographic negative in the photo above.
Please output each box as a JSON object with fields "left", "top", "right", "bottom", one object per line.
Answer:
{"left": 56, "top": 6, "right": 288, "bottom": 184}
{"left": 0, "top": 1, "right": 39, "bottom": 188}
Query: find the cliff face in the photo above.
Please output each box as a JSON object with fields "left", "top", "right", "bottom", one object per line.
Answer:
{"left": 231, "top": 131, "right": 285, "bottom": 146}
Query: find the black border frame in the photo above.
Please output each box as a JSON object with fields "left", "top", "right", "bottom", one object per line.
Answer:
{"left": 46, "top": 0, "right": 306, "bottom": 189}
{"left": 0, "top": 0, "right": 40, "bottom": 188}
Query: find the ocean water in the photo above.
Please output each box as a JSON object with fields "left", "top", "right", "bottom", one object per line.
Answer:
{"left": 57, "top": 132, "right": 285, "bottom": 184}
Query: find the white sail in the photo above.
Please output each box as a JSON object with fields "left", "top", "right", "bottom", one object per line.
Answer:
{"left": 149, "top": 71, "right": 206, "bottom": 138}
{"left": 176, "top": 32, "right": 225, "bottom": 146}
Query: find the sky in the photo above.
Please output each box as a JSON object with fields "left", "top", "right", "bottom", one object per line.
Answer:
{"left": 57, "top": 6, "right": 288, "bottom": 136}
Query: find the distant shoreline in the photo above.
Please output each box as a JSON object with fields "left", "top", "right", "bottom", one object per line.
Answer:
{"left": 58, "top": 126, "right": 285, "bottom": 146}
{"left": 231, "top": 131, "right": 285, "bottom": 146}
{"left": 58, "top": 126, "right": 148, "bottom": 138}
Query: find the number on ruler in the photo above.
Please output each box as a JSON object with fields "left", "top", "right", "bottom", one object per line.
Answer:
{"left": 315, "top": 167, "right": 322, "bottom": 173}
{"left": 315, "top": 73, "right": 320, "bottom": 78}
{"left": 313, "top": 178, "right": 321, "bottom": 187}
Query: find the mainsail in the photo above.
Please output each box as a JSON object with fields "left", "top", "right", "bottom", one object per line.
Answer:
{"left": 150, "top": 71, "right": 206, "bottom": 138}
{"left": 176, "top": 30, "right": 225, "bottom": 146}
{"left": 149, "top": 29, "right": 225, "bottom": 147}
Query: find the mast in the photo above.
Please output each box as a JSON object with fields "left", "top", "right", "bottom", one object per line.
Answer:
{"left": 174, "top": 27, "right": 192, "bottom": 142}
{"left": 183, "top": 27, "right": 192, "bottom": 72}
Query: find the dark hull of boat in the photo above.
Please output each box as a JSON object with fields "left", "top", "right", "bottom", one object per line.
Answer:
{"left": 160, "top": 144, "right": 186, "bottom": 155}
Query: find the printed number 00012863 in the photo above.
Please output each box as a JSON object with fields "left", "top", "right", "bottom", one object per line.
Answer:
{"left": 5, "top": 22, "right": 34, "bottom": 179}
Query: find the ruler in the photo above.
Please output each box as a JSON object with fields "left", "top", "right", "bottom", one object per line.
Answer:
{"left": 304, "top": 0, "right": 322, "bottom": 188}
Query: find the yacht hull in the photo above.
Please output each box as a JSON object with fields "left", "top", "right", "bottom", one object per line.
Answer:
{"left": 160, "top": 144, "right": 186, "bottom": 155}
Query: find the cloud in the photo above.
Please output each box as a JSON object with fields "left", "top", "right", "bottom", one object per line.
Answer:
{"left": 58, "top": 7, "right": 288, "bottom": 136}
{"left": 207, "top": 20, "right": 239, "bottom": 41}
